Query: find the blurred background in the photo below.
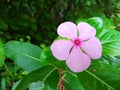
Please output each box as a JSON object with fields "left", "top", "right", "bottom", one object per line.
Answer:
{"left": 0, "top": 0, "right": 120, "bottom": 46}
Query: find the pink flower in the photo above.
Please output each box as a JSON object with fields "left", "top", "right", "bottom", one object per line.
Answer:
{"left": 51, "top": 22, "right": 102, "bottom": 72}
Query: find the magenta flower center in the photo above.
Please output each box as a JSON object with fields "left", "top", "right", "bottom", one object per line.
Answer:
{"left": 73, "top": 38, "right": 82, "bottom": 46}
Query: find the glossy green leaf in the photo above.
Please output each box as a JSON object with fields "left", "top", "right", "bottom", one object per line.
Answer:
{"left": 40, "top": 47, "right": 68, "bottom": 70}
{"left": 78, "top": 61, "right": 120, "bottom": 90}
{"left": 100, "top": 55, "right": 120, "bottom": 68}
{"left": 86, "top": 17, "right": 104, "bottom": 30}
{"left": 0, "top": 41, "right": 5, "bottom": 67}
{"left": 98, "top": 29, "right": 120, "bottom": 56}
{"left": 4, "top": 41, "right": 43, "bottom": 72}
{"left": 15, "top": 65, "right": 56, "bottom": 90}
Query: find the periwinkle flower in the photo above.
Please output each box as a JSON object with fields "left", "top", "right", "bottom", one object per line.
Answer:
{"left": 51, "top": 22, "right": 102, "bottom": 72}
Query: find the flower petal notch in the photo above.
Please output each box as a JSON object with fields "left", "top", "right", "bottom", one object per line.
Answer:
{"left": 50, "top": 21, "right": 102, "bottom": 72}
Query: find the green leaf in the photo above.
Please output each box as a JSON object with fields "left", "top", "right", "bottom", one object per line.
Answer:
{"left": 98, "top": 29, "right": 120, "bottom": 56}
{"left": 43, "top": 68, "right": 84, "bottom": 90}
{"left": 40, "top": 47, "right": 68, "bottom": 70}
{"left": 43, "top": 68, "right": 59, "bottom": 90}
{"left": 100, "top": 55, "right": 120, "bottom": 68}
{"left": 12, "top": 80, "right": 21, "bottom": 90}
{"left": 4, "top": 41, "right": 43, "bottom": 72}
{"left": 28, "top": 81, "right": 44, "bottom": 90}
{"left": 1, "top": 78, "right": 6, "bottom": 90}
{"left": 65, "top": 72, "right": 84, "bottom": 90}
{"left": 86, "top": 17, "right": 104, "bottom": 30}
{"left": 15, "top": 65, "right": 56, "bottom": 90}
{"left": 78, "top": 61, "right": 120, "bottom": 90}
{"left": 0, "top": 41, "right": 5, "bottom": 67}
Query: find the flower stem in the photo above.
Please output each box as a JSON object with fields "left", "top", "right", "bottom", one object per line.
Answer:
{"left": 57, "top": 69, "right": 66, "bottom": 90}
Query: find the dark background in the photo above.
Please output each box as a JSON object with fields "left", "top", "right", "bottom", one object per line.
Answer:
{"left": 0, "top": 0, "right": 120, "bottom": 46}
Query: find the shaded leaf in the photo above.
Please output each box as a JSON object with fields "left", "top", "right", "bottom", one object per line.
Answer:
{"left": 15, "top": 65, "right": 56, "bottom": 90}
{"left": 12, "top": 80, "right": 21, "bottom": 90}
{"left": 43, "top": 69, "right": 59, "bottom": 90}
{"left": 65, "top": 72, "right": 84, "bottom": 90}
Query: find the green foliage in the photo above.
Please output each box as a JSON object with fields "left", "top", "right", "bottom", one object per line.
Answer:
{"left": 14, "top": 66, "right": 57, "bottom": 90}
{"left": 102, "top": 55, "right": 120, "bottom": 68}
{"left": 0, "top": 0, "right": 120, "bottom": 44}
{"left": 28, "top": 81, "right": 44, "bottom": 90}
{"left": 0, "top": 19, "right": 8, "bottom": 30}
{"left": 83, "top": 17, "right": 120, "bottom": 56}
{"left": 78, "top": 63, "right": 120, "bottom": 90}
{"left": 0, "top": 40, "right": 5, "bottom": 67}
{"left": 39, "top": 48, "right": 120, "bottom": 90}
{"left": 0, "top": 0, "right": 120, "bottom": 89}
{"left": 1, "top": 78, "right": 6, "bottom": 90}
{"left": 4, "top": 41, "right": 43, "bottom": 72}
{"left": 99, "top": 29, "right": 120, "bottom": 56}
{"left": 65, "top": 72, "right": 84, "bottom": 90}
{"left": 86, "top": 17, "right": 104, "bottom": 30}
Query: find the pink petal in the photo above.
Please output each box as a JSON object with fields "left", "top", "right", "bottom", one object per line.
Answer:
{"left": 57, "top": 22, "right": 77, "bottom": 39}
{"left": 81, "top": 37, "right": 102, "bottom": 59}
{"left": 51, "top": 40, "right": 73, "bottom": 60}
{"left": 77, "top": 22, "right": 96, "bottom": 40}
{"left": 66, "top": 47, "right": 91, "bottom": 72}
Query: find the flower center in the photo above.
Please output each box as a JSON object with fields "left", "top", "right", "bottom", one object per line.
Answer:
{"left": 73, "top": 38, "right": 82, "bottom": 46}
